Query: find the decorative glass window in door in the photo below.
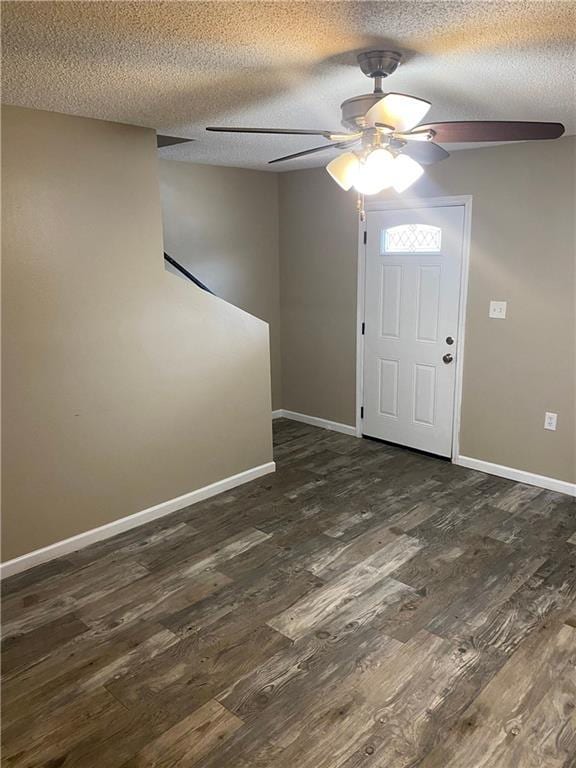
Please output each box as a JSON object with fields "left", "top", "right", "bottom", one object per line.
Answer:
{"left": 383, "top": 223, "right": 442, "bottom": 253}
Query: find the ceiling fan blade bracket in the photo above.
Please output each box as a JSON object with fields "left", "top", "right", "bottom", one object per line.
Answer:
{"left": 328, "top": 131, "right": 364, "bottom": 142}
{"left": 399, "top": 129, "right": 436, "bottom": 142}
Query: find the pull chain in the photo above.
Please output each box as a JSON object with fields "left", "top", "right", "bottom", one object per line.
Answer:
{"left": 357, "top": 191, "right": 366, "bottom": 221}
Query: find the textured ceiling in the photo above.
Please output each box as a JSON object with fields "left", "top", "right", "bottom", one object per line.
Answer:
{"left": 2, "top": 1, "right": 575, "bottom": 170}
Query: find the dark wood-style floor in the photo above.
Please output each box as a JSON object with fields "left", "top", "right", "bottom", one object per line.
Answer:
{"left": 2, "top": 419, "right": 576, "bottom": 767}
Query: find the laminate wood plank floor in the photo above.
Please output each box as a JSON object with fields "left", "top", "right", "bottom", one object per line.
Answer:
{"left": 2, "top": 418, "right": 576, "bottom": 767}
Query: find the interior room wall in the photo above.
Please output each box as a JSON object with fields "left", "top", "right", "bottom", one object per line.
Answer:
{"left": 159, "top": 161, "right": 281, "bottom": 410}
{"left": 278, "top": 169, "right": 359, "bottom": 425}
{"left": 2, "top": 106, "right": 274, "bottom": 562}
{"left": 278, "top": 136, "right": 576, "bottom": 484}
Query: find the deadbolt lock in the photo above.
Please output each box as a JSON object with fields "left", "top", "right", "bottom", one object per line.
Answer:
{"left": 446, "top": 336, "right": 454, "bottom": 345}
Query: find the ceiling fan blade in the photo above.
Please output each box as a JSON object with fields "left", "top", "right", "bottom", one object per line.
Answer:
{"left": 157, "top": 135, "right": 193, "bottom": 148}
{"left": 416, "top": 121, "right": 565, "bottom": 143}
{"left": 401, "top": 141, "right": 450, "bottom": 165}
{"left": 207, "top": 126, "right": 334, "bottom": 138}
{"left": 365, "top": 93, "right": 431, "bottom": 132}
{"left": 269, "top": 142, "right": 353, "bottom": 164}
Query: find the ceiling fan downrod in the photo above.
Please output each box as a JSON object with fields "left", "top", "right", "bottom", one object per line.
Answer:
{"left": 362, "top": 50, "right": 401, "bottom": 95}
{"left": 357, "top": 50, "right": 402, "bottom": 94}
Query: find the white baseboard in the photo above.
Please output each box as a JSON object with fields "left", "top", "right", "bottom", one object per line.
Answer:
{"left": 0, "top": 461, "right": 276, "bottom": 580}
{"left": 272, "top": 409, "right": 357, "bottom": 437}
{"left": 454, "top": 455, "right": 576, "bottom": 497}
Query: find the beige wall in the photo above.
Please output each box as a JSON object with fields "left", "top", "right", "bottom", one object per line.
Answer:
{"left": 159, "top": 161, "right": 281, "bottom": 409}
{"left": 279, "top": 170, "right": 358, "bottom": 425}
{"left": 2, "top": 106, "right": 273, "bottom": 561}
{"left": 279, "top": 137, "right": 576, "bottom": 483}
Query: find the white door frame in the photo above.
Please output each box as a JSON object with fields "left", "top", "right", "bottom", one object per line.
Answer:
{"left": 355, "top": 195, "right": 473, "bottom": 461}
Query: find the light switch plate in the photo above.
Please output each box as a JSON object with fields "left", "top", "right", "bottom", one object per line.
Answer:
{"left": 489, "top": 300, "right": 507, "bottom": 319}
{"left": 544, "top": 412, "right": 558, "bottom": 431}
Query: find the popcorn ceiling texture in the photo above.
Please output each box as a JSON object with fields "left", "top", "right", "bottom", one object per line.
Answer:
{"left": 2, "top": 1, "right": 575, "bottom": 170}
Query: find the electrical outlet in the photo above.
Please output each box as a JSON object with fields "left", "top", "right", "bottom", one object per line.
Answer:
{"left": 544, "top": 412, "right": 558, "bottom": 431}
{"left": 489, "top": 300, "right": 507, "bottom": 319}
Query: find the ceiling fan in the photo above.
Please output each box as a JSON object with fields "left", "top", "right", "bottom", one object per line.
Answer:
{"left": 206, "top": 50, "right": 565, "bottom": 195}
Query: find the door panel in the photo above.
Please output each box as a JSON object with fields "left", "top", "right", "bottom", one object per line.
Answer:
{"left": 416, "top": 265, "right": 441, "bottom": 342}
{"left": 380, "top": 265, "right": 402, "bottom": 338}
{"left": 413, "top": 364, "right": 436, "bottom": 425}
{"left": 363, "top": 206, "right": 465, "bottom": 457}
{"left": 379, "top": 359, "right": 399, "bottom": 417}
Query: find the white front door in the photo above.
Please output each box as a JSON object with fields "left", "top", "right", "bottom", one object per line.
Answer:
{"left": 362, "top": 204, "right": 465, "bottom": 457}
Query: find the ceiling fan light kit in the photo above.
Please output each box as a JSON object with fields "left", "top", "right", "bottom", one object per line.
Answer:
{"left": 328, "top": 147, "right": 424, "bottom": 196}
{"left": 206, "top": 49, "right": 565, "bottom": 201}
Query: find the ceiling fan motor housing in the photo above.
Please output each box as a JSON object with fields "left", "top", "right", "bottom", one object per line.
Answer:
{"left": 340, "top": 93, "right": 385, "bottom": 130}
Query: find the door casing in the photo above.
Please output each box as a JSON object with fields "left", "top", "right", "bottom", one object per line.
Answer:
{"left": 356, "top": 195, "right": 473, "bottom": 461}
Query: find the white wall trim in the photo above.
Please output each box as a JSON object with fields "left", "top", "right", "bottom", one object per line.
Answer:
{"left": 0, "top": 461, "right": 276, "bottom": 579}
{"left": 355, "top": 210, "right": 367, "bottom": 438}
{"left": 357, "top": 195, "right": 473, "bottom": 456}
{"left": 451, "top": 196, "right": 473, "bottom": 461}
{"left": 454, "top": 455, "right": 576, "bottom": 497}
{"left": 272, "top": 409, "right": 357, "bottom": 437}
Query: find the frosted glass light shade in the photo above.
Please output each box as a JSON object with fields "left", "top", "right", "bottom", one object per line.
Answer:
{"left": 365, "top": 93, "right": 431, "bottom": 132}
{"left": 352, "top": 148, "right": 395, "bottom": 195}
{"left": 365, "top": 148, "right": 395, "bottom": 174}
{"left": 326, "top": 152, "right": 360, "bottom": 190}
{"left": 391, "top": 154, "right": 424, "bottom": 193}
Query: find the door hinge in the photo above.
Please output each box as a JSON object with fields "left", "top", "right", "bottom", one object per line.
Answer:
{"left": 361, "top": 322, "right": 365, "bottom": 335}
{"left": 360, "top": 406, "right": 364, "bottom": 419}
{"left": 363, "top": 231, "right": 367, "bottom": 244}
